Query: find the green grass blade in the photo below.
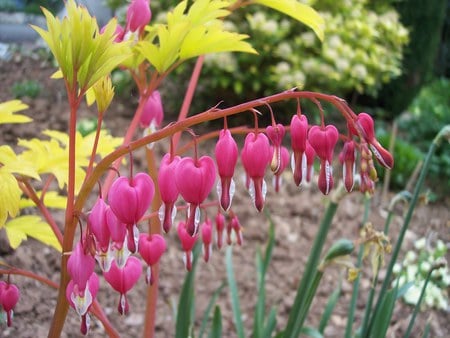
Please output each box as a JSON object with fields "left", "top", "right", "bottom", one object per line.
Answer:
{"left": 319, "top": 280, "right": 341, "bottom": 334}
{"left": 421, "top": 321, "right": 431, "bottom": 338}
{"left": 226, "top": 246, "right": 245, "bottom": 338}
{"left": 370, "top": 286, "right": 397, "bottom": 338}
{"left": 208, "top": 306, "right": 223, "bottom": 338}
{"left": 175, "top": 244, "right": 201, "bottom": 338}
{"left": 262, "top": 307, "right": 277, "bottom": 338}
{"left": 199, "top": 281, "right": 226, "bottom": 338}
{"left": 300, "top": 326, "right": 324, "bottom": 338}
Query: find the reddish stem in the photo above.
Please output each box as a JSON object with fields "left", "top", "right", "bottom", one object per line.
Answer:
{"left": 85, "top": 111, "right": 104, "bottom": 181}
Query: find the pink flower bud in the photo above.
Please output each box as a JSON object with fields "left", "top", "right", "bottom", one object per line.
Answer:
{"left": 215, "top": 129, "right": 238, "bottom": 211}
{"left": 241, "top": 132, "right": 271, "bottom": 211}
{"left": 308, "top": 125, "right": 339, "bottom": 195}
{"left": 339, "top": 140, "right": 356, "bottom": 192}
{"left": 158, "top": 153, "right": 180, "bottom": 233}
{"left": 138, "top": 233, "right": 166, "bottom": 284}
{"left": 356, "top": 113, "right": 393, "bottom": 169}
{"left": 0, "top": 281, "right": 20, "bottom": 327}
{"left": 201, "top": 219, "right": 213, "bottom": 262}
{"left": 215, "top": 212, "right": 226, "bottom": 249}
{"left": 126, "top": 0, "right": 151, "bottom": 33}
{"left": 109, "top": 172, "right": 155, "bottom": 253}
{"left": 271, "top": 146, "right": 290, "bottom": 192}
{"left": 88, "top": 198, "right": 110, "bottom": 253}
{"left": 175, "top": 156, "right": 216, "bottom": 236}
{"left": 226, "top": 215, "right": 243, "bottom": 246}
{"left": 177, "top": 221, "right": 198, "bottom": 271}
{"left": 290, "top": 114, "right": 309, "bottom": 186}
{"left": 67, "top": 242, "right": 96, "bottom": 295}
{"left": 101, "top": 23, "right": 124, "bottom": 42}
{"left": 266, "top": 123, "right": 286, "bottom": 173}
{"left": 140, "top": 90, "right": 164, "bottom": 128}
{"left": 104, "top": 257, "right": 142, "bottom": 315}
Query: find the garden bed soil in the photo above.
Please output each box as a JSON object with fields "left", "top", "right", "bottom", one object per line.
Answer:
{"left": 1, "top": 53, "right": 449, "bottom": 338}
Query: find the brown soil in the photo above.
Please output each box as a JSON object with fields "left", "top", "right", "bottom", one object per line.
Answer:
{"left": 0, "top": 52, "right": 449, "bottom": 338}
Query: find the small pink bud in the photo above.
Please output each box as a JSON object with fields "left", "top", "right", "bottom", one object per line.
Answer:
{"left": 0, "top": 282, "right": 20, "bottom": 327}
{"left": 109, "top": 172, "right": 155, "bottom": 253}
{"left": 266, "top": 123, "right": 286, "bottom": 173}
{"left": 241, "top": 132, "right": 271, "bottom": 211}
{"left": 158, "top": 153, "right": 180, "bottom": 233}
{"left": 177, "top": 222, "right": 198, "bottom": 271}
{"left": 215, "top": 212, "right": 226, "bottom": 249}
{"left": 126, "top": 0, "right": 151, "bottom": 33}
{"left": 140, "top": 91, "right": 164, "bottom": 128}
{"left": 104, "top": 257, "right": 142, "bottom": 315}
{"left": 271, "top": 146, "right": 290, "bottom": 192}
{"left": 355, "top": 113, "right": 393, "bottom": 169}
{"left": 67, "top": 242, "right": 96, "bottom": 295}
{"left": 226, "top": 215, "right": 243, "bottom": 246}
{"left": 308, "top": 125, "right": 339, "bottom": 195}
{"left": 175, "top": 156, "right": 216, "bottom": 236}
{"left": 215, "top": 129, "right": 239, "bottom": 211}
{"left": 138, "top": 233, "right": 166, "bottom": 284}
{"left": 290, "top": 114, "right": 309, "bottom": 186}
{"left": 201, "top": 219, "right": 213, "bottom": 262}
{"left": 339, "top": 140, "right": 356, "bottom": 192}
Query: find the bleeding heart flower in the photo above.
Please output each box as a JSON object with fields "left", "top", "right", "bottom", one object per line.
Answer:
{"left": 241, "top": 132, "right": 271, "bottom": 211}
{"left": 201, "top": 219, "right": 213, "bottom": 262}
{"left": 177, "top": 221, "right": 198, "bottom": 271}
{"left": 158, "top": 153, "right": 180, "bottom": 233}
{"left": 66, "top": 273, "right": 99, "bottom": 335}
{"left": 109, "top": 172, "right": 155, "bottom": 253}
{"left": 105, "top": 206, "right": 129, "bottom": 268}
{"left": 0, "top": 281, "right": 20, "bottom": 327}
{"left": 175, "top": 156, "right": 216, "bottom": 236}
{"left": 339, "top": 140, "right": 356, "bottom": 192}
{"left": 140, "top": 90, "right": 164, "bottom": 129}
{"left": 67, "top": 242, "right": 96, "bottom": 296}
{"left": 355, "top": 113, "right": 393, "bottom": 169}
{"left": 290, "top": 114, "right": 309, "bottom": 186}
{"left": 215, "top": 129, "right": 239, "bottom": 211}
{"left": 308, "top": 125, "right": 339, "bottom": 195}
{"left": 104, "top": 256, "right": 142, "bottom": 315}
{"left": 126, "top": 0, "right": 151, "bottom": 33}
{"left": 138, "top": 233, "right": 166, "bottom": 284}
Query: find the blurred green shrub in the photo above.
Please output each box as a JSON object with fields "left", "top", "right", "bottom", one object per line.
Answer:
{"left": 24, "top": 1, "right": 62, "bottom": 14}
{"left": 397, "top": 78, "right": 450, "bottom": 194}
{"left": 195, "top": 0, "right": 408, "bottom": 109}
{"left": 12, "top": 80, "right": 41, "bottom": 99}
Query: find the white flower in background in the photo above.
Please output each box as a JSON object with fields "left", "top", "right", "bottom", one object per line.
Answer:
{"left": 276, "top": 42, "right": 292, "bottom": 58}
{"left": 404, "top": 283, "right": 422, "bottom": 305}
{"left": 301, "top": 31, "right": 316, "bottom": 47}
{"left": 414, "top": 237, "right": 426, "bottom": 250}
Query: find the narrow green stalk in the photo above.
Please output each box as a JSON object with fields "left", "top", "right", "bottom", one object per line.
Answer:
{"left": 403, "top": 269, "right": 433, "bottom": 338}
{"left": 283, "top": 200, "right": 339, "bottom": 338}
{"left": 364, "top": 127, "right": 448, "bottom": 337}
{"left": 345, "top": 194, "right": 371, "bottom": 338}
{"left": 296, "top": 270, "right": 324, "bottom": 330}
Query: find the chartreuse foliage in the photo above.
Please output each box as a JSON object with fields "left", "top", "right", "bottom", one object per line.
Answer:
{"left": 31, "top": 0, "right": 131, "bottom": 92}
{"left": 0, "top": 99, "right": 122, "bottom": 251}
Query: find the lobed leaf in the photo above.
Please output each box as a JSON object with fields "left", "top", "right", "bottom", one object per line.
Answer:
{"left": 252, "top": 0, "right": 325, "bottom": 41}
{"left": 0, "top": 169, "right": 22, "bottom": 227}
{"left": 4, "top": 215, "right": 61, "bottom": 251}
{"left": 0, "top": 100, "right": 31, "bottom": 124}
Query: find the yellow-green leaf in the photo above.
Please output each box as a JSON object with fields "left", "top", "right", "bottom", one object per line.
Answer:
{"left": 0, "top": 145, "right": 40, "bottom": 179}
{"left": 19, "top": 191, "right": 67, "bottom": 209}
{"left": 253, "top": 0, "right": 325, "bottom": 41}
{"left": 4, "top": 215, "right": 61, "bottom": 251}
{"left": 0, "top": 100, "right": 31, "bottom": 124}
{"left": 0, "top": 168, "right": 21, "bottom": 227}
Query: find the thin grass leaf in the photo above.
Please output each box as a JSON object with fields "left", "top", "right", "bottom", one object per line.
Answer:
{"left": 176, "top": 244, "right": 201, "bottom": 338}
{"left": 370, "top": 286, "right": 397, "bottom": 338}
{"left": 300, "top": 326, "right": 324, "bottom": 338}
{"left": 208, "top": 306, "right": 223, "bottom": 338}
{"left": 319, "top": 281, "right": 341, "bottom": 334}
{"left": 226, "top": 246, "right": 245, "bottom": 338}
{"left": 262, "top": 307, "right": 277, "bottom": 338}
{"left": 421, "top": 321, "right": 431, "bottom": 338}
{"left": 199, "top": 281, "right": 226, "bottom": 338}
